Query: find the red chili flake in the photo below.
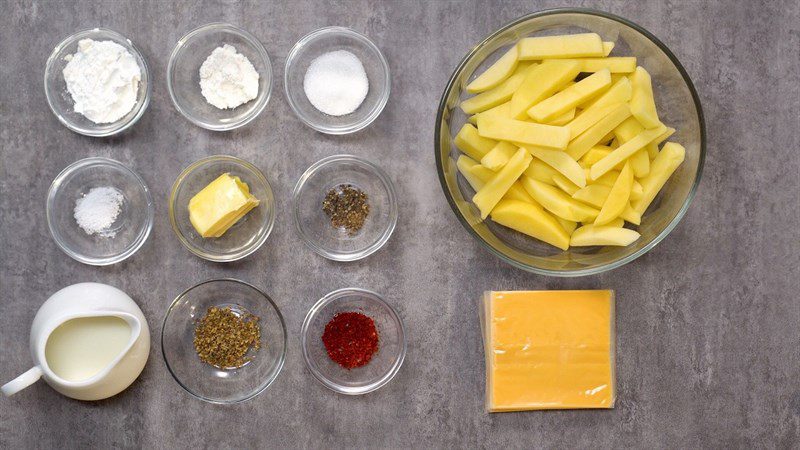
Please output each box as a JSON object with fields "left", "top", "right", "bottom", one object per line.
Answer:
{"left": 321, "top": 312, "right": 379, "bottom": 369}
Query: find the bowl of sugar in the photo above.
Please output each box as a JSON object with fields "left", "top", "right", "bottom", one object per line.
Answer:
{"left": 284, "top": 26, "right": 390, "bottom": 135}
{"left": 46, "top": 157, "right": 154, "bottom": 266}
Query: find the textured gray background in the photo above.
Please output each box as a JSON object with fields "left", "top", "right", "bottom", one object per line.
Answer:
{"left": 1, "top": 0, "right": 798, "bottom": 448}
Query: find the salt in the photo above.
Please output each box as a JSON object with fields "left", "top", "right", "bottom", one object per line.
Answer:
{"left": 74, "top": 187, "right": 124, "bottom": 237}
{"left": 303, "top": 50, "right": 369, "bottom": 116}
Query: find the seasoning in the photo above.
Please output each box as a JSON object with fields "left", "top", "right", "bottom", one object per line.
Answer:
{"left": 303, "top": 50, "right": 369, "bottom": 116}
{"left": 73, "top": 186, "right": 124, "bottom": 237}
{"left": 322, "top": 184, "right": 370, "bottom": 235}
{"left": 321, "top": 312, "right": 379, "bottom": 369}
{"left": 193, "top": 306, "right": 261, "bottom": 369}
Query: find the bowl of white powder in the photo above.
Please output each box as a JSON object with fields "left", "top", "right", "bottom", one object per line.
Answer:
{"left": 285, "top": 27, "right": 390, "bottom": 135}
{"left": 44, "top": 28, "right": 151, "bottom": 137}
{"left": 167, "top": 23, "right": 272, "bottom": 131}
{"left": 46, "top": 157, "right": 154, "bottom": 266}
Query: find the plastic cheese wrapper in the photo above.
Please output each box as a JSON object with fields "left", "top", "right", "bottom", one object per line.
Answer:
{"left": 479, "top": 290, "right": 616, "bottom": 412}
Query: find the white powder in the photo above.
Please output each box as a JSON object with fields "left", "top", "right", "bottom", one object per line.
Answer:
{"left": 303, "top": 50, "right": 369, "bottom": 116}
{"left": 74, "top": 187, "right": 124, "bottom": 237}
{"left": 199, "top": 44, "right": 260, "bottom": 109}
{"left": 63, "top": 39, "right": 142, "bottom": 124}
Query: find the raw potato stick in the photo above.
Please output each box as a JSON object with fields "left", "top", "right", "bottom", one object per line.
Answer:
{"left": 473, "top": 148, "right": 532, "bottom": 218}
{"left": 476, "top": 116, "right": 570, "bottom": 149}
{"left": 518, "top": 33, "right": 605, "bottom": 60}
{"left": 590, "top": 124, "right": 667, "bottom": 179}
{"left": 527, "top": 69, "right": 612, "bottom": 122}
{"left": 466, "top": 45, "right": 519, "bottom": 94}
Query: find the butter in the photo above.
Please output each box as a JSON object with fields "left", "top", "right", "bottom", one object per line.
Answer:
{"left": 481, "top": 290, "right": 615, "bottom": 412}
{"left": 188, "top": 173, "right": 260, "bottom": 238}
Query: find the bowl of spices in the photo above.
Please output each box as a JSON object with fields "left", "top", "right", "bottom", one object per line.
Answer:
{"left": 44, "top": 27, "right": 151, "bottom": 137}
{"left": 292, "top": 155, "right": 397, "bottom": 261}
{"left": 169, "top": 155, "right": 276, "bottom": 262}
{"left": 284, "top": 26, "right": 390, "bottom": 134}
{"left": 167, "top": 23, "right": 272, "bottom": 131}
{"left": 301, "top": 288, "right": 405, "bottom": 395}
{"left": 161, "top": 279, "right": 287, "bottom": 404}
{"left": 46, "top": 157, "right": 154, "bottom": 265}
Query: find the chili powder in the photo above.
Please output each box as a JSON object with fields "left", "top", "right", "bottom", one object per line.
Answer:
{"left": 321, "top": 312, "right": 379, "bottom": 369}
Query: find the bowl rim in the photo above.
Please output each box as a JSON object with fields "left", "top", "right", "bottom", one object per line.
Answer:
{"left": 283, "top": 26, "right": 391, "bottom": 135}
{"left": 160, "top": 278, "right": 288, "bottom": 404}
{"left": 44, "top": 27, "right": 152, "bottom": 137}
{"left": 46, "top": 156, "right": 154, "bottom": 266}
{"left": 291, "top": 154, "right": 398, "bottom": 261}
{"left": 168, "top": 155, "right": 276, "bottom": 262}
{"left": 300, "top": 287, "right": 406, "bottom": 395}
{"left": 166, "top": 22, "right": 273, "bottom": 131}
{"left": 434, "top": 7, "right": 707, "bottom": 277}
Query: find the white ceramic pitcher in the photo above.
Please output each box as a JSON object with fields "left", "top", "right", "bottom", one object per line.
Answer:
{"left": 2, "top": 282, "right": 150, "bottom": 401}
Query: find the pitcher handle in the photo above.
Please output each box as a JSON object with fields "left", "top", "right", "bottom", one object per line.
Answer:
{"left": 1, "top": 366, "right": 43, "bottom": 397}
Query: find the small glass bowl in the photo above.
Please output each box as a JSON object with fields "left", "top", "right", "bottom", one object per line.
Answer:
{"left": 161, "top": 279, "right": 287, "bottom": 404}
{"left": 169, "top": 155, "right": 275, "bottom": 262}
{"left": 46, "top": 157, "right": 154, "bottom": 266}
{"left": 284, "top": 26, "right": 390, "bottom": 134}
{"left": 292, "top": 155, "right": 397, "bottom": 261}
{"left": 167, "top": 23, "right": 272, "bottom": 131}
{"left": 301, "top": 288, "right": 405, "bottom": 395}
{"left": 44, "top": 28, "right": 151, "bottom": 137}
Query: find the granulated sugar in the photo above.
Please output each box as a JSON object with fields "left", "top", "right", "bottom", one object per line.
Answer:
{"left": 303, "top": 50, "right": 369, "bottom": 116}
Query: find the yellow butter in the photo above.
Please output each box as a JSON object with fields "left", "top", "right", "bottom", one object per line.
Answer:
{"left": 188, "top": 173, "right": 260, "bottom": 238}
{"left": 482, "top": 290, "right": 615, "bottom": 412}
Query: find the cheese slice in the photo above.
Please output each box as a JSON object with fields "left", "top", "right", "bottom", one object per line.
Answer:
{"left": 188, "top": 173, "right": 260, "bottom": 238}
{"left": 482, "top": 290, "right": 615, "bottom": 412}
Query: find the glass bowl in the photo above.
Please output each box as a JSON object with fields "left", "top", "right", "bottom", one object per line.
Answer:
{"left": 435, "top": 8, "right": 705, "bottom": 276}
{"left": 44, "top": 28, "right": 151, "bottom": 137}
{"left": 167, "top": 23, "right": 272, "bottom": 131}
{"left": 284, "top": 26, "right": 390, "bottom": 134}
{"left": 301, "top": 288, "right": 405, "bottom": 395}
{"left": 46, "top": 157, "right": 154, "bottom": 266}
{"left": 169, "top": 155, "right": 275, "bottom": 262}
{"left": 292, "top": 155, "right": 397, "bottom": 261}
{"left": 161, "top": 279, "right": 287, "bottom": 404}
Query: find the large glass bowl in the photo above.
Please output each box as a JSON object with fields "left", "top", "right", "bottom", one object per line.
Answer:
{"left": 161, "top": 279, "right": 287, "bottom": 404}
{"left": 435, "top": 8, "right": 705, "bottom": 276}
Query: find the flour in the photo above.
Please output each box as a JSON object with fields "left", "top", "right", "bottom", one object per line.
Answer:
{"left": 303, "top": 50, "right": 369, "bottom": 116}
{"left": 63, "top": 39, "right": 141, "bottom": 124}
{"left": 199, "top": 44, "right": 260, "bottom": 109}
{"left": 74, "top": 187, "right": 124, "bottom": 237}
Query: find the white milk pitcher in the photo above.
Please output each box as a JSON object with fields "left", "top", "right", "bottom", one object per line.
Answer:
{"left": 2, "top": 282, "right": 150, "bottom": 401}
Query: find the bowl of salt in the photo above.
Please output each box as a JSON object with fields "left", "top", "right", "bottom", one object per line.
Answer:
{"left": 46, "top": 157, "right": 154, "bottom": 266}
{"left": 284, "top": 26, "right": 390, "bottom": 135}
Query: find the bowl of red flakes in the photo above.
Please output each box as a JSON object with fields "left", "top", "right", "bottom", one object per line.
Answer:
{"left": 301, "top": 288, "right": 406, "bottom": 395}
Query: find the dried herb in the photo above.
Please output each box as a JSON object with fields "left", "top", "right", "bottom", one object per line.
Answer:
{"left": 193, "top": 306, "right": 261, "bottom": 369}
{"left": 322, "top": 184, "right": 370, "bottom": 235}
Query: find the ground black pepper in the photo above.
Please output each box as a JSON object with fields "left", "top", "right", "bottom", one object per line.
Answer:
{"left": 322, "top": 184, "right": 370, "bottom": 235}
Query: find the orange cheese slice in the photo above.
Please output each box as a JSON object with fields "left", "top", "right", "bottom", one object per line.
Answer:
{"left": 482, "top": 290, "right": 615, "bottom": 412}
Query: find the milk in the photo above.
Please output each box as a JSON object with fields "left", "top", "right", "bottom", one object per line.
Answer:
{"left": 45, "top": 316, "right": 131, "bottom": 382}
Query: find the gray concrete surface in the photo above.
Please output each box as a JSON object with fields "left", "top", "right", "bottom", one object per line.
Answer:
{"left": 1, "top": 0, "right": 798, "bottom": 448}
